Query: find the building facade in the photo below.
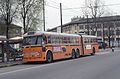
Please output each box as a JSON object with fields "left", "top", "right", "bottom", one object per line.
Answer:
{"left": 0, "top": 23, "right": 22, "bottom": 38}
{"left": 47, "top": 15, "right": 120, "bottom": 46}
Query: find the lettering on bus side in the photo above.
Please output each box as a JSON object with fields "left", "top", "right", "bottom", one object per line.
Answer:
{"left": 86, "top": 45, "right": 91, "bottom": 49}
{"left": 53, "top": 46, "right": 62, "bottom": 52}
{"left": 52, "top": 46, "right": 66, "bottom": 52}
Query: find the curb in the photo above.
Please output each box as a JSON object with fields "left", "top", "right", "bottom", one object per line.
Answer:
{"left": 0, "top": 62, "right": 23, "bottom": 68}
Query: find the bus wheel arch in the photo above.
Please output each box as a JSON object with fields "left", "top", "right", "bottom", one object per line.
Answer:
{"left": 76, "top": 48, "right": 80, "bottom": 58}
{"left": 46, "top": 50, "right": 53, "bottom": 63}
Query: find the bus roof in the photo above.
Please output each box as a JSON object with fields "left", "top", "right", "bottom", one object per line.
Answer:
{"left": 23, "top": 31, "right": 80, "bottom": 37}
{"left": 23, "top": 31, "right": 97, "bottom": 38}
{"left": 82, "top": 35, "right": 97, "bottom": 38}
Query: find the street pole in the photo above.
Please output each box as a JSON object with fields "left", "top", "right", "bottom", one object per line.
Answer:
{"left": 1, "top": 41, "right": 4, "bottom": 62}
{"left": 60, "top": 3, "right": 63, "bottom": 33}
{"left": 102, "top": 22, "right": 105, "bottom": 42}
{"left": 117, "top": 28, "right": 119, "bottom": 47}
{"left": 108, "top": 26, "right": 111, "bottom": 48}
{"left": 43, "top": 0, "right": 45, "bottom": 31}
{"left": 86, "top": 15, "right": 89, "bottom": 35}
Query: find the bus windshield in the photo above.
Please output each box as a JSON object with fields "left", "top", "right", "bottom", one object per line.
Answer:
{"left": 23, "top": 35, "right": 47, "bottom": 46}
{"left": 23, "top": 36, "right": 37, "bottom": 45}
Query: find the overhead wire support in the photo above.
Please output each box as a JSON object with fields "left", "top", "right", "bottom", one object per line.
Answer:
{"left": 63, "top": 3, "right": 120, "bottom": 10}
{"left": 43, "top": 0, "right": 45, "bottom": 31}
{"left": 60, "top": 3, "right": 63, "bottom": 33}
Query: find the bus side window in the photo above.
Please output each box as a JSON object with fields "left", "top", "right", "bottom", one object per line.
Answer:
{"left": 95, "top": 38, "right": 97, "bottom": 42}
{"left": 90, "top": 38, "right": 92, "bottom": 43}
{"left": 68, "top": 37, "right": 70, "bottom": 43}
{"left": 51, "top": 36, "right": 54, "bottom": 43}
{"left": 93, "top": 38, "right": 96, "bottom": 42}
{"left": 84, "top": 38, "right": 87, "bottom": 43}
{"left": 60, "top": 37, "right": 62, "bottom": 44}
{"left": 70, "top": 37, "right": 71, "bottom": 43}
{"left": 56, "top": 36, "right": 59, "bottom": 44}
{"left": 63, "top": 37, "right": 66, "bottom": 43}
{"left": 76, "top": 37, "right": 79, "bottom": 44}
{"left": 55, "top": 36, "right": 57, "bottom": 44}
{"left": 72, "top": 37, "right": 74, "bottom": 43}
{"left": 88, "top": 38, "right": 90, "bottom": 43}
{"left": 73, "top": 38, "right": 75, "bottom": 44}
{"left": 37, "top": 36, "right": 42, "bottom": 44}
{"left": 48, "top": 36, "right": 51, "bottom": 43}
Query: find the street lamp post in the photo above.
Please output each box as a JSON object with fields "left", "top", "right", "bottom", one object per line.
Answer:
{"left": 117, "top": 28, "right": 120, "bottom": 47}
{"left": 60, "top": 3, "right": 63, "bottom": 33}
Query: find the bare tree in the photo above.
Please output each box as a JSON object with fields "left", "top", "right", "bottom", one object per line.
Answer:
{"left": 18, "top": 0, "right": 43, "bottom": 33}
{"left": 104, "top": 22, "right": 115, "bottom": 47}
{"left": 82, "top": 0, "right": 105, "bottom": 35}
{"left": 0, "top": 0, "right": 19, "bottom": 39}
{"left": 0, "top": 0, "right": 19, "bottom": 62}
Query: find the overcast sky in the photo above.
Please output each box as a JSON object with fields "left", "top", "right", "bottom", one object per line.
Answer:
{"left": 45, "top": 0, "right": 120, "bottom": 30}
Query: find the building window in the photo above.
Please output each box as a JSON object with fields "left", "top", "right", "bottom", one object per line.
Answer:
{"left": 104, "top": 30, "right": 108, "bottom": 36}
{"left": 75, "top": 26, "right": 77, "bottom": 30}
{"left": 97, "top": 31, "right": 102, "bottom": 36}
{"left": 85, "top": 25, "right": 88, "bottom": 29}
{"left": 79, "top": 25, "right": 84, "bottom": 29}
{"left": 97, "top": 24, "right": 101, "bottom": 28}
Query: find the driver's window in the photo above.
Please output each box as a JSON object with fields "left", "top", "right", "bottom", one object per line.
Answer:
{"left": 42, "top": 35, "right": 47, "bottom": 44}
{"left": 48, "top": 36, "right": 51, "bottom": 43}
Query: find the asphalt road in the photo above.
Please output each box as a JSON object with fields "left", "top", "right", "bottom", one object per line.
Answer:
{"left": 0, "top": 50, "right": 120, "bottom": 79}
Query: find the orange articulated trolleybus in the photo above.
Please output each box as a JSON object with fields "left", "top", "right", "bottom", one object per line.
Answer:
{"left": 22, "top": 31, "right": 99, "bottom": 63}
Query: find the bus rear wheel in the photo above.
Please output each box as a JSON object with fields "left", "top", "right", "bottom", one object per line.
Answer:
{"left": 46, "top": 52, "right": 53, "bottom": 63}
{"left": 71, "top": 50, "right": 76, "bottom": 59}
{"left": 76, "top": 49, "right": 80, "bottom": 58}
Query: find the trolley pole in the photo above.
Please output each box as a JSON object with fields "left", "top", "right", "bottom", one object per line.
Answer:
{"left": 60, "top": 3, "right": 63, "bottom": 33}
{"left": 43, "top": 0, "right": 45, "bottom": 31}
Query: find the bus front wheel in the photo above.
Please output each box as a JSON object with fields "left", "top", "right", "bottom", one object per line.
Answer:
{"left": 46, "top": 52, "right": 53, "bottom": 63}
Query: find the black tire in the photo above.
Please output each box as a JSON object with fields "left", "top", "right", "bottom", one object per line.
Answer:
{"left": 71, "top": 50, "right": 76, "bottom": 59}
{"left": 91, "top": 47, "right": 95, "bottom": 55}
{"left": 76, "top": 49, "right": 80, "bottom": 58}
{"left": 46, "top": 52, "right": 53, "bottom": 63}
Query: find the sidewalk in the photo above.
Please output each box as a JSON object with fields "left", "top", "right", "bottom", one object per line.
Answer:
{"left": 98, "top": 47, "right": 120, "bottom": 54}
{"left": 99, "top": 47, "right": 120, "bottom": 52}
{"left": 0, "top": 61, "right": 23, "bottom": 68}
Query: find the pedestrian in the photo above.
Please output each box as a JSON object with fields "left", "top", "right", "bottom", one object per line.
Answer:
{"left": 111, "top": 47, "right": 114, "bottom": 52}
